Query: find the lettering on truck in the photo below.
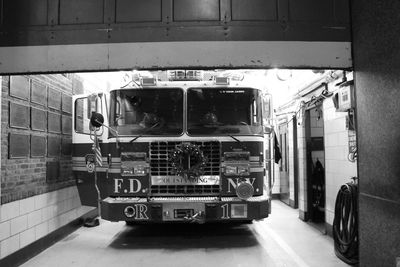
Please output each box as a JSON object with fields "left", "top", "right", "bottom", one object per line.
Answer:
{"left": 114, "top": 178, "right": 142, "bottom": 193}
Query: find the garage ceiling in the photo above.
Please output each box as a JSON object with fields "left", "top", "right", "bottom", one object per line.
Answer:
{"left": 0, "top": 0, "right": 351, "bottom": 73}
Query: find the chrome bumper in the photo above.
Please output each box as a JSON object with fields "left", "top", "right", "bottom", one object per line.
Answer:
{"left": 101, "top": 195, "right": 269, "bottom": 223}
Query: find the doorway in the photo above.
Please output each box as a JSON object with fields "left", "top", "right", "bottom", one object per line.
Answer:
{"left": 278, "top": 117, "right": 299, "bottom": 208}
{"left": 305, "top": 107, "right": 326, "bottom": 227}
{"left": 279, "top": 122, "right": 289, "bottom": 205}
{"left": 292, "top": 116, "right": 299, "bottom": 209}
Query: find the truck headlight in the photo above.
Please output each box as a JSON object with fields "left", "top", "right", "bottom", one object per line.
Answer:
{"left": 223, "top": 151, "right": 250, "bottom": 176}
{"left": 134, "top": 165, "right": 147, "bottom": 175}
{"left": 121, "top": 152, "right": 148, "bottom": 176}
{"left": 237, "top": 165, "right": 249, "bottom": 175}
{"left": 225, "top": 166, "right": 237, "bottom": 175}
{"left": 121, "top": 167, "right": 134, "bottom": 176}
{"left": 236, "top": 181, "right": 254, "bottom": 200}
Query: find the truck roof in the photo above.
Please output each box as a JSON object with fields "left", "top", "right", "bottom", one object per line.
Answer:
{"left": 110, "top": 79, "right": 263, "bottom": 92}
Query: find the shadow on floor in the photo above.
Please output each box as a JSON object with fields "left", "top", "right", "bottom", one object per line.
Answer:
{"left": 306, "top": 221, "right": 327, "bottom": 235}
{"left": 109, "top": 223, "right": 259, "bottom": 250}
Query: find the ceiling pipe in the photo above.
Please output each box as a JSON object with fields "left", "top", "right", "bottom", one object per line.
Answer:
{"left": 296, "top": 70, "right": 343, "bottom": 97}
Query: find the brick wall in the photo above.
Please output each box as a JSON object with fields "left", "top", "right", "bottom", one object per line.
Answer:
{"left": 1, "top": 74, "right": 84, "bottom": 204}
{"left": 0, "top": 74, "right": 96, "bottom": 261}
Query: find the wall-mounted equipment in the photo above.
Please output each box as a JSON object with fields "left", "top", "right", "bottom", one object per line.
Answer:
{"left": 334, "top": 80, "right": 355, "bottom": 112}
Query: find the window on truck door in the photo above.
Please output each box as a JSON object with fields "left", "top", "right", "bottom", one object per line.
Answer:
{"left": 74, "top": 95, "right": 102, "bottom": 135}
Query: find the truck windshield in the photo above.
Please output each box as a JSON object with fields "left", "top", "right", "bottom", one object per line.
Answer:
{"left": 109, "top": 88, "right": 183, "bottom": 136}
{"left": 187, "top": 88, "right": 263, "bottom": 135}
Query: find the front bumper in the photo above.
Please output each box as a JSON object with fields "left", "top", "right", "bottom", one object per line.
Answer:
{"left": 101, "top": 196, "right": 269, "bottom": 223}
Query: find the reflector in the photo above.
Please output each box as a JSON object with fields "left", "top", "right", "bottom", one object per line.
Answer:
{"left": 231, "top": 204, "right": 247, "bottom": 218}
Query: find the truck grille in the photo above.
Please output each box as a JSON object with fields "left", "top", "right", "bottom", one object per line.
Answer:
{"left": 149, "top": 141, "right": 221, "bottom": 195}
{"left": 149, "top": 141, "right": 221, "bottom": 176}
{"left": 150, "top": 185, "right": 220, "bottom": 195}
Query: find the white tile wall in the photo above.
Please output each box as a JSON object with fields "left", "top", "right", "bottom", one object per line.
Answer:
{"left": 0, "top": 233, "right": 19, "bottom": 258}
{"left": 0, "top": 201, "right": 20, "bottom": 222}
{"left": 34, "top": 194, "right": 49, "bottom": 210}
{"left": 326, "top": 210, "right": 335, "bottom": 226}
{"left": 323, "top": 99, "right": 358, "bottom": 225}
{"left": 48, "top": 217, "right": 60, "bottom": 234}
{"left": 27, "top": 210, "right": 42, "bottom": 228}
{"left": 0, "top": 186, "right": 95, "bottom": 259}
{"left": 325, "top": 171, "right": 335, "bottom": 187}
{"left": 35, "top": 221, "right": 49, "bottom": 240}
{"left": 288, "top": 123, "right": 295, "bottom": 203}
{"left": 10, "top": 215, "right": 28, "bottom": 236}
{"left": 325, "top": 117, "right": 346, "bottom": 133}
{"left": 19, "top": 198, "right": 35, "bottom": 216}
{"left": 299, "top": 199, "right": 305, "bottom": 211}
{"left": 42, "top": 205, "right": 56, "bottom": 222}
{"left": 297, "top": 123, "right": 308, "bottom": 214}
{"left": 272, "top": 163, "right": 281, "bottom": 194}
{"left": 20, "top": 227, "right": 35, "bottom": 249}
{"left": 0, "top": 221, "right": 11, "bottom": 241}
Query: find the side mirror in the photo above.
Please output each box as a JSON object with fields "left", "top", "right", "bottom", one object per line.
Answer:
{"left": 262, "top": 94, "right": 272, "bottom": 119}
{"left": 90, "top": 112, "right": 104, "bottom": 128}
{"left": 264, "top": 125, "right": 273, "bottom": 134}
{"left": 115, "top": 99, "right": 121, "bottom": 119}
{"left": 90, "top": 111, "right": 120, "bottom": 150}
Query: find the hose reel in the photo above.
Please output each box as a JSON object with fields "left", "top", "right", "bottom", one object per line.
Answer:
{"left": 333, "top": 178, "right": 359, "bottom": 265}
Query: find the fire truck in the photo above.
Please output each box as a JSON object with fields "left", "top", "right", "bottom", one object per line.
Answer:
{"left": 72, "top": 71, "right": 273, "bottom": 223}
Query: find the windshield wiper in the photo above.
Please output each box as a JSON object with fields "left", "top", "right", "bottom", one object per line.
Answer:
{"left": 129, "top": 135, "right": 143, "bottom": 143}
{"left": 129, "top": 122, "right": 160, "bottom": 143}
{"left": 229, "top": 135, "right": 241, "bottom": 143}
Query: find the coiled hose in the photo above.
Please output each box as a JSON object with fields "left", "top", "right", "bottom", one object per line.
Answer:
{"left": 333, "top": 182, "right": 359, "bottom": 265}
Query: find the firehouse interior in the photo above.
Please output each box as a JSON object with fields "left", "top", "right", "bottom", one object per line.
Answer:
{"left": 0, "top": 1, "right": 399, "bottom": 267}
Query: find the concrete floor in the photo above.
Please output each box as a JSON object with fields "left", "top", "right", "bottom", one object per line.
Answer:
{"left": 22, "top": 200, "right": 348, "bottom": 267}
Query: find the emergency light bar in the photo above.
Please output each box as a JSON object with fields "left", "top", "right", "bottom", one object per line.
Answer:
{"left": 215, "top": 76, "right": 230, "bottom": 85}
{"left": 168, "top": 70, "right": 203, "bottom": 81}
{"left": 141, "top": 77, "right": 157, "bottom": 86}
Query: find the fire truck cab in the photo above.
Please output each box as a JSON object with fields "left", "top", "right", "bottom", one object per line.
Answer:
{"left": 72, "top": 72, "right": 273, "bottom": 223}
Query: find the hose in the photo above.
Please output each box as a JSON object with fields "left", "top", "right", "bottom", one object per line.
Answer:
{"left": 333, "top": 181, "right": 359, "bottom": 265}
